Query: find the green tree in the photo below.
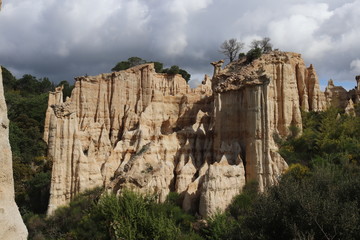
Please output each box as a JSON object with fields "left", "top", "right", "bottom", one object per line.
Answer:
{"left": 162, "top": 65, "right": 191, "bottom": 82}
{"left": 167, "top": 65, "right": 180, "bottom": 74}
{"left": 111, "top": 60, "right": 130, "bottom": 71}
{"left": 39, "top": 77, "right": 54, "bottom": 93}
{"left": 128, "top": 56, "right": 146, "bottom": 67}
{"left": 16, "top": 74, "right": 39, "bottom": 94}
{"left": 239, "top": 165, "right": 360, "bottom": 240}
{"left": 179, "top": 69, "right": 191, "bottom": 82}
{"left": 111, "top": 57, "right": 146, "bottom": 71}
{"left": 246, "top": 47, "right": 262, "bottom": 63}
{"left": 111, "top": 58, "right": 191, "bottom": 81}
{"left": 278, "top": 107, "right": 360, "bottom": 166}
{"left": 153, "top": 61, "right": 164, "bottom": 73}
{"left": 1, "top": 66, "right": 17, "bottom": 90}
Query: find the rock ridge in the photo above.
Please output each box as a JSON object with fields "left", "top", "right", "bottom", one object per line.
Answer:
{"left": 45, "top": 52, "right": 333, "bottom": 217}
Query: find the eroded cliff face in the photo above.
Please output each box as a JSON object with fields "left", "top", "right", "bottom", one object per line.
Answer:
{"left": 44, "top": 63, "right": 214, "bottom": 215}
{"left": 211, "top": 52, "right": 325, "bottom": 193}
{"left": 0, "top": 66, "right": 28, "bottom": 239}
{"left": 45, "top": 52, "right": 326, "bottom": 217}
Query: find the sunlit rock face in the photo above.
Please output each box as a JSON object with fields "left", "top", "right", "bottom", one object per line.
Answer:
{"left": 45, "top": 52, "right": 326, "bottom": 217}
{"left": 44, "top": 63, "right": 214, "bottom": 215}
{"left": 0, "top": 66, "right": 28, "bottom": 239}
{"left": 211, "top": 51, "right": 325, "bottom": 194}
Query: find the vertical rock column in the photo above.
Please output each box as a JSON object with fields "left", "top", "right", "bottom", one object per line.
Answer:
{"left": 0, "top": 66, "right": 28, "bottom": 239}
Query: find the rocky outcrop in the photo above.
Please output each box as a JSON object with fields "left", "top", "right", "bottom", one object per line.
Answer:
{"left": 324, "top": 76, "right": 360, "bottom": 114}
{"left": 325, "top": 79, "right": 349, "bottom": 109}
{"left": 0, "top": 66, "right": 28, "bottom": 239}
{"left": 44, "top": 63, "right": 213, "bottom": 215}
{"left": 45, "top": 52, "right": 327, "bottom": 217}
{"left": 211, "top": 51, "right": 325, "bottom": 193}
{"left": 348, "top": 76, "right": 360, "bottom": 106}
{"left": 345, "top": 99, "right": 355, "bottom": 116}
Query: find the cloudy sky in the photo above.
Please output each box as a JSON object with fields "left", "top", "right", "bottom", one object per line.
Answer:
{"left": 1, "top": 0, "right": 360, "bottom": 89}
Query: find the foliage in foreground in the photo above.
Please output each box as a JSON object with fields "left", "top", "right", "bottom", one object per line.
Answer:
{"left": 27, "top": 189, "right": 202, "bottom": 240}
{"left": 202, "top": 164, "right": 360, "bottom": 240}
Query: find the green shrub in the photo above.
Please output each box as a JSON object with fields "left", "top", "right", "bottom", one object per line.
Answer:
{"left": 238, "top": 52, "right": 246, "bottom": 59}
{"left": 279, "top": 108, "right": 360, "bottom": 166}
{"left": 238, "top": 165, "right": 360, "bottom": 240}
{"left": 246, "top": 48, "right": 262, "bottom": 63}
{"left": 202, "top": 212, "right": 237, "bottom": 240}
{"left": 26, "top": 189, "right": 203, "bottom": 239}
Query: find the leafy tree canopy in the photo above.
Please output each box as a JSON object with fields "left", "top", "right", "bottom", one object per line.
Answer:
{"left": 246, "top": 47, "right": 262, "bottom": 63}
{"left": 111, "top": 57, "right": 191, "bottom": 82}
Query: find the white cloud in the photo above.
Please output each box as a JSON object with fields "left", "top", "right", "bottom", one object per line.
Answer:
{"left": 267, "top": 3, "right": 334, "bottom": 59}
{"left": 148, "top": 0, "right": 213, "bottom": 56}
{"left": 350, "top": 59, "right": 360, "bottom": 73}
{"left": 0, "top": 0, "right": 360, "bottom": 87}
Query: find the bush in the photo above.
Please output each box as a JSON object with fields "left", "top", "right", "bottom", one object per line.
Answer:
{"left": 27, "top": 189, "right": 203, "bottom": 239}
{"left": 238, "top": 52, "right": 246, "bottom": 59}
{"left": 240, "top": 165, "right": 360, "bottom": 240}
{"left": 203, "top": 212, "right": 237, "bottom": 240}
{"left": 278, "top": 108, "right": 360, "bottom": 166}
{"left": 246, "top": 48, "right": 262, "bottom": 63}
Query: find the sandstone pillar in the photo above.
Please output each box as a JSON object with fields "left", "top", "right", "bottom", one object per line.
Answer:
{"left": 0, "top": 66, "right": 28, "bottom": 239}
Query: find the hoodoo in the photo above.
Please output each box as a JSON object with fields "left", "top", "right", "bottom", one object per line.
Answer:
{"left": 0, "top": 66, "right": 28, "bottom": 239}
{"left": 44, "top": 51, "right": 327, "bottom": 216}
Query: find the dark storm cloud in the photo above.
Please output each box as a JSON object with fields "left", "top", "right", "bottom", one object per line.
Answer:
{"left": 0, "top": 0, "right": 359, "bottom": 89}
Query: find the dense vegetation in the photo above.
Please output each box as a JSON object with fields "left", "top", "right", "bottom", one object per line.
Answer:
{"left": 278, "top": 107, "right": 360, "bottom": 166}
{"left": 2, "top": 67, "right": 73, "bottom": 216}
{"left": 111, "top": 57, "right": 191, "bottom": 82}
{"left": 27, "top": 188, "right": 202, "bottom": 240}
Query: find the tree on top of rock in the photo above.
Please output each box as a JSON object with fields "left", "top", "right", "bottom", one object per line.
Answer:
{"left": 250, "top": 37, "right": 273, "bottom": 53}
{"left": 111, "top": 58, "right": 191, "bottom": 82}
{"left": 219, "top": 38, "right": 245, "bottom": 62}
{"left": 111, "top": 57, "right": 146, "bottom": 71}
{"left": 162, "top": 65, "right": 191, "bottom": 82}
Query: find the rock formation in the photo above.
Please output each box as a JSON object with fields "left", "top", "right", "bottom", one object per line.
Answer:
{"left": 45, "top": 52, "right": 327, "bottom": 217}
{"left": 324, "top": 76, "right": 360, "bottom": 114}
{"left": 210, "top": 51, "right": 325, "bottom": 195}
{"left": 325, "top": 79, "right": 349, "bottom": 109}
{"left": 348, "top": 75, "right": 360, "bottom": 105}
{"left": 0, "top": 66, "right": 28, "bottom": 239}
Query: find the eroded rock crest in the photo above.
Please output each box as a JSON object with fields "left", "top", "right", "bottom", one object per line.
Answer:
{"left": 45, "top": 52, "right": 330, "bottom": 217}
